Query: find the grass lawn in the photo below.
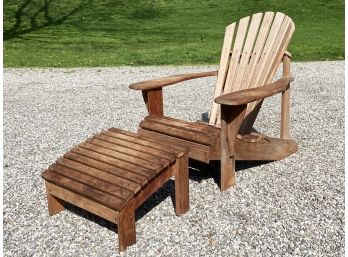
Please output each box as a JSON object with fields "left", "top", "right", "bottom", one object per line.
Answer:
{"left": 4, "top": 0, "right": 344, "bottom": 67}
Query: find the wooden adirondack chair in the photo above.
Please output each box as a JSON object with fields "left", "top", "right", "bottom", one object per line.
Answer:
{"left": 129, "top": 12, "right": 298, "bottom": 191}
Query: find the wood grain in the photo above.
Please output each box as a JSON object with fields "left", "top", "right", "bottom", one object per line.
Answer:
{"left": 242, "top": 14, "right": 295, "bottom": 131}
{"left": 46, "top": 182, "right": 119, "bottom": 223}
{"left": 140, "top": 119, "right": 216, "bottom": 146}
{"left": 94, "top": 134, "right": 176, "bottom": 161}
{"left": 108, "top": 128, "right": 185, "bottom": 156}
{"left": 281, "top": 54, "right": 291, "bottom": 139}
{"left": 174, "top": 153, "right": 189, "bottom": 215}
{"left": 42, "top": 170, "right": 126, "bottom": 210}
{"left": 42, "top": 128, "right": 190, "bottom": 252}
{"left": 63, "top": 152, "right": 146, "bottom": 187}
{"left": 118, "top": 201, "right": 136, "bottom": 252}
{"left": 49, "top": 164, "right": 133, "bottom": 201}
{"left": 142, "top": 88, "right": 164, "bottom": 116}
{"left": 45, "top": 181, "right": 65, "bottom": 216}
{"left": 215, "top": 77, "right": 293, "bottom": 106}
{"left": 129, "top": 71, "right": 217, "bottom": 90}
{"left": 138, "top": 128, "right": 210, "bottom": 163}
{"left": 86, "top": 138, "right": 170, "bottom": 167}
{"left": 234, "top": 136, "right": 298, "bottom": 160}
{"left": 209, "top": 23, "right": 236, "bottom": 126}
{"left": 220, "top": 104, "right": 247, "bottom": 191}
{"left": 70, "top": 146, "right": 156, "bottom": 180}
{"left": 145, "top": 115, "right": 219, "bottom": 135}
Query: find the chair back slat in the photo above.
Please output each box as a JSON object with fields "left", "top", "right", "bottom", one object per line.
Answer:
{"left": 210, "top": 23, "right": 236, "bottom": 124}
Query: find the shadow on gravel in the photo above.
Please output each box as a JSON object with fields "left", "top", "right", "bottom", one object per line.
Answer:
{"left": 189, "top": 159, "right": 272, "bottom": 188}
{"left": 64, "top": 159, "right": 271, "bottom": 233}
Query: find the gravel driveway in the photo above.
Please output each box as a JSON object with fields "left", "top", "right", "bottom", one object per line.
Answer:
{"left": 4, "top": 61, "right": 344, "bottom": 256}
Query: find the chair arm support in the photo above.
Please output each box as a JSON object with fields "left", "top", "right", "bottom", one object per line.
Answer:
{"left": 214, "top": 77, "right": 293, "bottom": 106}
{"left": 129, "top": 71, "right": 218, "bottom": 91}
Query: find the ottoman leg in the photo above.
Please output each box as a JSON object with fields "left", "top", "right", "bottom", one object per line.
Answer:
{"left": 174, "top": 153, "right": 189, "bottom": 216}
{"left": 45, "top": 182, "right": 65, "bottom": 216}
{"left": 118, "top": 202, "right": 136, "bottom": 252}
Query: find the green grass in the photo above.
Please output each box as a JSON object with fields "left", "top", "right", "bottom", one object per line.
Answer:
{"left": 4, "top": 0, "right": 344, "bottom": 67}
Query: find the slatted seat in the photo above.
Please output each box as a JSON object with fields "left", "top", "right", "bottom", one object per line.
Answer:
{"left": 42, "top": 128, "right": 189, "bottom": 252}
{"left": 138, "top": 115, "right": 220, "bottom": 162}
{"left": 140, "top": 115, "right": 220, "bottom": 146}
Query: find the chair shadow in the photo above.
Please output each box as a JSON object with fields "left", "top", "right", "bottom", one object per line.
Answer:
{"left": 189, "top": 159, "right": 272, "bottom": 189}
{"left": 64, "top": 159, "right": 270, "bottom": 233}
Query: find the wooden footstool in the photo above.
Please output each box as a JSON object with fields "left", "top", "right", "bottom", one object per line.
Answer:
{"left": 41, "top": 128, "right": 189, "bottom": 252}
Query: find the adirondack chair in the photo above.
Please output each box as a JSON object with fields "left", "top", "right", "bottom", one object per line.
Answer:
{"left": 129, "top": 12, "right": 298, "bottom": 191}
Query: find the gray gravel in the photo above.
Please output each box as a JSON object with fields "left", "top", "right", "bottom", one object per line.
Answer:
{"left": 4, "top": 61, "right": 344, "bottom": 257}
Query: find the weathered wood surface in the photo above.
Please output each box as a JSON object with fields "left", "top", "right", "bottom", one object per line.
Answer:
{"left": 42, "top": 128, "right": 190, "bottom": 252}
{"left": 138, "top": 128, "right": 211, "bottom": 163}
{"left": 142, "top": 88, "right": 164, "bottom": 116}
{"left": 174, "top": 153, "right": 189, "bottom": 215}
{"left": 281, "top": 54, "right": 291, "bottom": 139}
{"left": 214, "top": 77, "right": 293, "bottom": 106}
{"left": 140, "top": 115, "right": 219, "bottom": 146}
{"left": 129, "top": 71, "right": 217, "bottom": 90}
{"left": 45, "top": 181, "right": 65, "bottom": 216}
{"left": 108, "top": 127, "right": 187, "bottom": 156}
{"left": 41, "top": 128, "right": 182, "bottom": 212}
{"left": 234, "top": 136, "right": 298, "bottom": 161}
{"left": 46, "top": 181, "right": 119, "bottom": 223}
{"left": 117, "top": 201, "right": 136, "bottom": 252}
{"left": 138, "top": 116, "right": 221, "bottom": 163}
{"left": 220, "top": 104, "right": 247, "bottom": 191}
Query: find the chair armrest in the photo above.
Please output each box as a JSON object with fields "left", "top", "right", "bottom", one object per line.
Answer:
{"left": 129, "top": 71, "right": 218, "bottom": 90}
{"left": 214, "top": 77, "right": 293, "bottom": 106}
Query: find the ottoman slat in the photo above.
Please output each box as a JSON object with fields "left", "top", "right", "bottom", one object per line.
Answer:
{"left": 48, "top": 164, "right": 134, "bottom": 201}
{"left": 62, "top": 152, "right": 146, "bottom": 188}
{"left": 70, "top": 147, "right": 155, "bottom": 180}
{"left": 108, "top": 128, "right": 187, "bottom": 155}
{"left": 94, "top": 134, "right": 176, "bottom": 161}
{"left": 86, "top": 138, "right": 172, "bottom": 167}
{"left": 42, "top": 170, "right": 126, "bottom": 210}
{"left": 56, "top": 158, "right": 141, "bottom": 193}
{"left": 78, "top": 142, "right": 164, "bottom": 171}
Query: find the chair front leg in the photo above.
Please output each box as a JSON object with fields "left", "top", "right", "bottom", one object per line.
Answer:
{"left": 142, "top": 88, "right": 164, "bottom": 116}
{"left": 220, "top": 104, "right": 247, "bottom": 191}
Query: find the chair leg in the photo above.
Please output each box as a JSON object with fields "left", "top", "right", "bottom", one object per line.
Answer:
{"left": 220, "top": 104, "right": 247, "bottom": 192}
{"left": 174, "top": 153, "right": 189, "bottom": 216}
{"left": 220, "top": 153, "right": 236, "bottom": 191}
{"left": 45, "top": 182, "right": 65, "bottom": 216}
{"left": 118, "top": 203, "right": 136, "bottom": 252}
